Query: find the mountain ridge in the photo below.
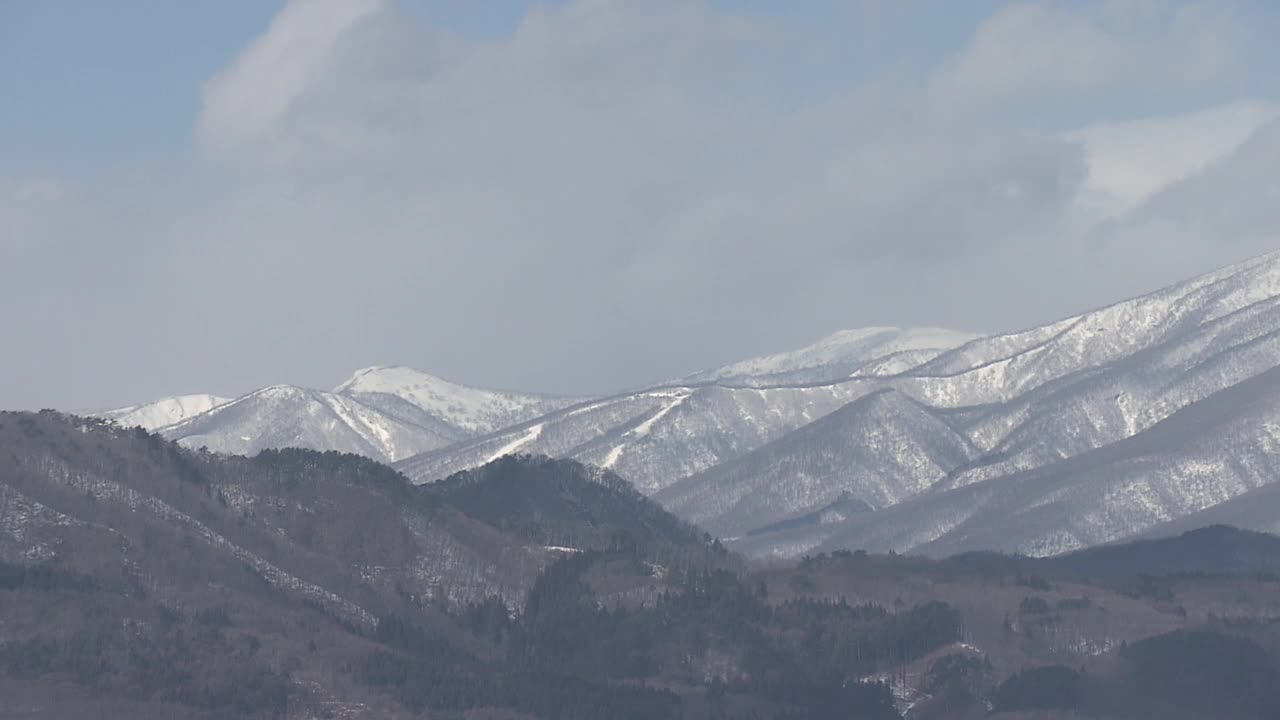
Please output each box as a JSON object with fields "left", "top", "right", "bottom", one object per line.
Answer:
{"left": 735, "top": 362, "right": 1280, "bottom": 558}
{"left": 80, "top": 250, "right": 1280, "bottom": 561}
{"left": 95, "top": 367, "right": 585, "bottom": 464}
{"left": 680, "top": 326, "right": 979, "bottom": 386}
{"left": 94, "top": 393, "right": 230, "bottom": 430}
{"left": 403, "top": 250, "right": 1280, "bottom": 561}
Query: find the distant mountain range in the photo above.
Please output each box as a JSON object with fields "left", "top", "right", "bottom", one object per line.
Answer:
{"left": 89, "top": 251, "right": 1280, "bottom": 559}
{"left": 96, "top": 367, "right": 579, "bottom": 463}
{"left": 676, "top": 326, "right": 980, "bottom": 386}
{"left": 394, "top": 327, "right": 985, "bottom": 494}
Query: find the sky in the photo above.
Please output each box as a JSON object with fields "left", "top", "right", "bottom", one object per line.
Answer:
{"left": 2, "top": 0, "right": 1280, "bottom": 410}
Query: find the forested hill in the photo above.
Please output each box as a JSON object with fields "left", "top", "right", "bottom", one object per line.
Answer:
{"left": 940, "top": 524, "right": 1280, "bottom": 592}
{"left": 430, "top": 454, "right": 706, "bottom": 550}
{"left": 2, "top": 411, "right": 1280, "bottom": 719}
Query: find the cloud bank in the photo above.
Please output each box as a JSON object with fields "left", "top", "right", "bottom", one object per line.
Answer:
{"left": 3, "top": 0, "right": 1278, "bottom": 410}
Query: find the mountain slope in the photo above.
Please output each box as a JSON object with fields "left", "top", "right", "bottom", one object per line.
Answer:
{"left": 80, "top": 251, "right": 1280, "bottom": 562}
{"left": 99, "top": 368, "right": 584, "bottom": 465}
{"left": 655, "top": 390, "right": 978, "bottom": 538}
{"left": 670, "top": 251, "right": 1280, "bottom": 556}
{"left": 1137, "top": 483, "right": 1280, "bottom": 538}
{"left": 938, "top": 292, "right": 1280, "bottom": 489}
{"left": 96, "top": 393, "right": 230, "bottom": 430}
{"left": 681, "top": 327, "right": 978, "bottom": 385}
{"left": 5, "top": 414, "right": 1280, "bottom": 718}
{"left": 431, "top": 454, "right": 703, "bottom": 550}
{"left": 0, "top": 411, "right": 557, "bottom": 619}
{"left": 397, "top": 382, "right": 879, "bottom": 492}
{"left": 407, "top": 251, "right": 1280, "bottom": 549}
{"left": 0, "top": 411, "right": 721, "bottom": 717}
{"left": 159, "top": 384, "right": 462, "bottom": 462}
{"left": 932, "top": 524, "right": 1280, "bottom": 592}
{"left": 756, "top": 364, "right": 1280, "bottom": 558}
{"left": 897, "top": 250, "right": 1280, "bottom": 412}
{"left": 335, "top": 365, "right": 578, "bottom": 434}
{"left": 1043, "top": 524, "right": 1280, "bottom": 586}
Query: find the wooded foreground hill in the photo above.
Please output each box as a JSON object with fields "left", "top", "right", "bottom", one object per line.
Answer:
{"left": 2, "top": 411, "right": 1280, "bottom": 719}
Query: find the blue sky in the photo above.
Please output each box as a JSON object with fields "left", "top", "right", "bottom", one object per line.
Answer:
{"left": 1, "top": 0, "right": 1165, "bottom": 179}
{"left": 1, "top": 1, "right": 555, "bottom": 176}
{"left": 6, "top": 1, "right": 1274, "bottom": 180}
{"left": 2, "top": 1, "right": 1280, "bottom": 409}
{"left": 2, "top": 2, "right": 267, "bottom": 177}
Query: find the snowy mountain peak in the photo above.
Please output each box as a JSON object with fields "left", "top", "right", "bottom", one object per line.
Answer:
{"left": 682, "top": 326, "right": 979, "bottom": 386}
{"left": 337, "top": 366, "right": 467, "bottom": 396}
{"left": 255, "top": 384, "right": 310, "bottom": 400}
{"left": 157, "top": 383, "right": 463, "bottom": 463}
{"left": 96, "top": 394, "right": 230, "bottom": 431}
{"left": 335, "top": 365, "right": 576, "bottom": 434}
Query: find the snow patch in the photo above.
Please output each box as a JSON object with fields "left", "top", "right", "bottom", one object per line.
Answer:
{"left": 486, "top": 423, "right": 544, "bottom": 463}
{"left": 632, "top": 391, "right": 691, "bottom": 437}
{"left": 602, "top": 444, "right": 626, "bottom": 469}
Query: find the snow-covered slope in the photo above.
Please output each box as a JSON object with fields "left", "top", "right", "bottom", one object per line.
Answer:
{"left": 728, "top": 251, "right": 1280, "bottom": 557}
{"left": 96, "top": 394, "right": 230, "bottom": 430}
{"left": 938, "top": 293, "right": 1280, "bottom": 489}
{"left": 397, "top": 383, "right": 878, "bottom": 493}
{"left": 393, "top": 331, "right": 989, "bottom": 493}
{"left": 895, "top": 251, "right": 1280, "bottom": 413}
{"left": 654, "top": 389, "right": 978, "bottom": 538}
{"left": 761, "top": 364, "right": 1280, "bottom": 558}
{"left": 98, "top": 368, "right": 583, "bottom": 465}
{"left": 404, "top": 250, "right": 1280, "bottom": 559}
{"left": 82, "top": 250, "right": 1280, "bottom": 561}
{"left": 681, "top": 327, "right": 977, "bottom": 385}
{"left": 1137, "top": 480, "right": 1280, "bottom": 539}
{"left": 161, "top": 385, "right": 464, "bottom": 462}
{"left": 335, "top": 366, "right": 577, "bottom": 434}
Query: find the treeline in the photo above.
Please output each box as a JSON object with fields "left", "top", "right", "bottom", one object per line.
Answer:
{"left": 252, "top": 446, "right": 427, "bottom": 504}
{"left": 358, "top": 548, "right": 962, "bottom": 719}
{"left": 9, "top": 415, "right": 1280, "bottom": 719}
{"left": 982, "top": 629, "right": 1280, "bottom": 719}
{"left": 0, "top": 594, "right": 289, "bottom": 718}
{"left": 432, "top": 454, "right": 706, "bottom": 550}
{"left": 0, "top": 559, "right": 99, "bottom": 593}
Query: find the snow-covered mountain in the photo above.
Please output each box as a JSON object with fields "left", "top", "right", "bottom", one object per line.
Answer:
{"left": 1138, "top": 477, "right": 1280, "bottom": 539}
{"left": 735, "top": 363, "right": 1280, "bottom": 559}
{"left": 159, "top": 385, "right": 463, "bottom": 461}
{"left": 396, "top": 383, "right": 885, "bottom": 493}
{"left": 97, "top": 393, "right": 230, "bottom": 430}
{"left": 701, "top": 251, "right": 1280, "bottom": 556}
{"left": 396, "top": 328, "right": 978, "bottom": 491}
{"left": 335, "top": 366, "right": 574, "bottom": 435}
{"left": 402, "top": 250, "right": 1280, "bottom": 559}
{"left": 95, "top": 369, "right": 581, "bottom": 464}
{"left": 680, "top": 327, "right": 978, "bottom": 385}
{"left": 654, "top": 389, "right": 978, "bottom": 538}
{"left": 85, "top": 251, "right": 1280, "bottom": 560}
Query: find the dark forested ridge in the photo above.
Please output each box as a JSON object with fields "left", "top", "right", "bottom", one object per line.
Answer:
{"left": 2, "top": 412, "right": 1280, "bottom": 718}
{"left": 430, "top": 454, "right": 706, "bottom": 550}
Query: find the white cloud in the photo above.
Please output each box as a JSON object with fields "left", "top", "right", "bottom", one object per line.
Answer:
{"left": 3, "top": 0, "right": 1277, "bottom": 410}
{"left": 929, "top": 1, "right": 1243, "bottom": 106}
{"left": 199, "top": 0, "right": 387, "bottom": 163}
{"left": 1069, "top": 101, "right": 1280, "bottom": 220}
